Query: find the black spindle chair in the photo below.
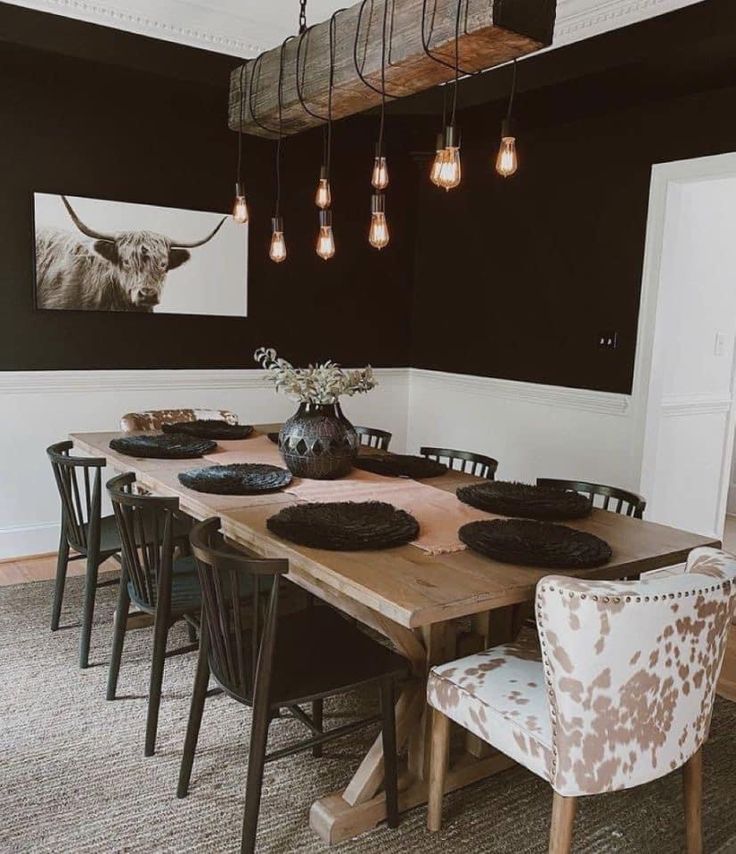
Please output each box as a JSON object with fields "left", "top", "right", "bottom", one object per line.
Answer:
{"left": 420, "top": 446, "right": 498, "bottom": 479}
{"left": 107, "top": 473, "right": 200, "bottom": 756}
{"left": 537, "top": 478, "right": 647, "bottom": 519}
{"left": 355, "top": 426, "right": 392, "bottom": 450}
{"left": 46, "top": 441, "right": 122, "bottom": 668}
{"left": 178, "top": 517, "right": 407, "bottom": 854}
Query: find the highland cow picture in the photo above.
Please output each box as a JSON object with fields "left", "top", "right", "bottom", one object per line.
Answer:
{"left": 33, "top": 193, "right": 247, "bottom": 316}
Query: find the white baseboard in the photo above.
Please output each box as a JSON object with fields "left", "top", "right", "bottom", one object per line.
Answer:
{"left": 0, "top": 522, "right": 60, "bottom": 560}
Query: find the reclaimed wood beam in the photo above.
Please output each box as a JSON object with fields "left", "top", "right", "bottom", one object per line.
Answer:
{"left": 229, "top": 0, "right": 557, "bottom": 139}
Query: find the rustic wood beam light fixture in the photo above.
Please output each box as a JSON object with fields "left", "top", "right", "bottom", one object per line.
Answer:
{"left": 229, "top": 0, "right": 557, "bottom": 140}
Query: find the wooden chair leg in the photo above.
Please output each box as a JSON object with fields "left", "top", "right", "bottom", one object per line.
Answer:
{"left": 50, "top": 532, "right": 69, "bottom": 631}
{"left": 549, "top": 792, "right": 577, "bottom": 854}
{"left": 427, "top": 708, "right": 451, "bottom": 832}
{"left": 380, "top": 678, "right": 399, "bottom": 829}
{"left": 106, "top": 568, "right": 130, "bottom": 700}
{"left": 145, "top": 607, "right": 170, "bottom": 757}
{"left": 240, "top": 704, "right": 272, "bottom": 854}
{"left": 683, "top": 747, "right": 703, "bottom": 854}
{"left": 79, "top": 553, "right": 100, "bottom": 669}
{"left": 177, "top": 620, "right": 211, "bottom": 798}
{"left": 312, "top": 698, "right": 324, "bottom": 758}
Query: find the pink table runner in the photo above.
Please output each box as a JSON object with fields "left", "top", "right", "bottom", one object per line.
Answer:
{"left": 205, "top": 435, "right": 491, "bottom": 555}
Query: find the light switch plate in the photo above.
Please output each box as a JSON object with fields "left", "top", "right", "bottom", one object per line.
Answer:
{"left": 715, "top": 331, "right": 729, "bottom": 357}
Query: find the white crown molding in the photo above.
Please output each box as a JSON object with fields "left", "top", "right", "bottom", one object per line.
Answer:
{"left": 660, "top": 393, "right": 733, "bottom": 417}
{"left": 410, "top": 368, "right": 631, "bottom": 415}
{"left": 7, "top": 0, "right": 706, "bottom": 59}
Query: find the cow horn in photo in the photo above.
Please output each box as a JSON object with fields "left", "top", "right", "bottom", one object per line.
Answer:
{"left": 170, "top": 216, "right": 227, "bottom": 248}
{"left": 61, "top": 195, "right": 116, "bottom": 242}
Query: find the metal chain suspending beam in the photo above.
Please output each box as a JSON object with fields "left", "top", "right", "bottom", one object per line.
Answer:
{"left": 229, "top": 0, "right": 556, "bottom": 140}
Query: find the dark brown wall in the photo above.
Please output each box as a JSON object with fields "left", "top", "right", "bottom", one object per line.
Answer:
{"left": 0, "top": 5, "right": 415, "bottom": 371}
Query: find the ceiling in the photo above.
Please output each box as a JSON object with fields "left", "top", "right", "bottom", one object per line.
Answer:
{"left": 6, "top": 0, "right": 705, "bottom": 59}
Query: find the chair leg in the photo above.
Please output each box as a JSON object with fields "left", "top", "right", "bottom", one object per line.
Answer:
{"left": 177, "top": 620, "right": 211, "bottom": 799}
{"left": 312, "top": 698, "right": 324, "bottom": 758}
{"left": 549, "top": 792, "right": 577, "bottom": 854}
{"left": 79, "top": 552, "right": 100, "bottom": 669}
{"left": 683, "top": 747, "right": 703, "bottom": 854}
{"left": 240, "top": 704, "right": 272, "bottom": 854}
{"left": 144, "top": 606, "right": 170, "bottom": 757}
{"left": 427, "top": 708, "right": 451, "bottom": 832}
{"left": 50, "top": 532, "right": 70, "bottom": 631}
{"left": 380, "top": 678, "right": 399, "bottom": 829}
{"left": 106, "top": 569, "right": 130, "bottom": 700}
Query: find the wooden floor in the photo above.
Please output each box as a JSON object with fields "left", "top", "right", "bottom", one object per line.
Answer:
{"left": 0, "top": 554, "right": 118, "bottom": 586}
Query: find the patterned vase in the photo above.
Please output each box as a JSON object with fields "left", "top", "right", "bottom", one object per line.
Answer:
{"left": 278, "top": 402, "right": 357, "bottom": 479}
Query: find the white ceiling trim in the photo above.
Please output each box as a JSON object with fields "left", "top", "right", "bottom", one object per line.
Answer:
{"left": 7, "top": 0, "right": 706, "bottom": 59}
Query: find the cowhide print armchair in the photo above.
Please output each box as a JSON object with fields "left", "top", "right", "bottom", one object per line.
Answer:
{"left": 426, "top": 547, "right": 736, "bottom": 854}
{"left": 120, "top": 408, "right": 238, "bottom": 432}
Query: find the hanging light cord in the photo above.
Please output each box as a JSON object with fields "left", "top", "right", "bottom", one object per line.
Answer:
{"left": 505, "top": 58, "right": 518, "bottom": 123}
{"left": 353, "top": 0, "right": 400, "bottom": 99}
{"left": 377, "top": 0, "right": 391, "bottom": 154}
{"left": 449, "top": 0, "right": 462, "bottom": 127}
{"left": 324, "top": 10, "right": 339, "bottom": 180}
{"left": 236, "top": 64, "right": 245, "bottom": 184}
{"left": 248, "top": 53, "right": 282, "bottom": 136}
{"left": 275, "top": 37, "right": 292, "bottom": 219}
{"left": 421, "top": 0, "right": 475, "bottom": 77}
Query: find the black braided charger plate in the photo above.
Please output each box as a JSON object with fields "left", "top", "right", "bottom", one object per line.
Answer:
{"left": 457, "top": 481, "right": 592, "bottom": 521}
{"left": 267, "top": 501, "right": 419, "bottom": 551}
{"left": 162, "top": 420, "right": 254, "bottom": 440}
{"left": 354, "top": 453, "right": 447, "bottom": 479}
{"left": 459, "top": 519, "right": 612, "bottom": 568}
{"left": 109, "top": 434, "right": 217, "bottom": 459}
{"left": 179, "top": 463, "right": 292, "bottom": 495}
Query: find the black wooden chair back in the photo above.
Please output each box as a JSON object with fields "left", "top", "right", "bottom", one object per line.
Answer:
{"left": 420, "top": 446, "right": 498, "bottom": 479}
{"left": 536, "top": 478, "right": 647, "bottom": 519}
{"left": 190, "top": 518, "right": 289, "bottom": 704}
{"left": 107, "top": 472, "right": 179, "bottom": 609}
{"left": 355, "top": 426, "right": 392, "bottom": 451}
{"left": 47, "top": 440, "right": 105, "bottom": 554}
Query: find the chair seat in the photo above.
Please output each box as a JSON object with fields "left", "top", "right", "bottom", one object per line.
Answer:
{"left": 427, "top": 633, "right": 553, "bottom": 782}
{"left": 128, "top": 555, "right": 201, "bottom": 615}
{"left": 215, "top": 606, "right": 408, "bottom": 707}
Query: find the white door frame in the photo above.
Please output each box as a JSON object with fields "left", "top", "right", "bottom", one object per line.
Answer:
{"left": 631, "top": 151, "right": 736, "bottom": 538}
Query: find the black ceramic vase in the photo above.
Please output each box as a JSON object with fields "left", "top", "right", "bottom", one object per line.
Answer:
{"left": 279, "top": 402, "right": 358, "bottom": 479}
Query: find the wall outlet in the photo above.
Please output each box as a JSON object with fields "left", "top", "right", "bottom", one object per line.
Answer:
{"left": 598, "top": 331, "right": 619, "bottom": 350}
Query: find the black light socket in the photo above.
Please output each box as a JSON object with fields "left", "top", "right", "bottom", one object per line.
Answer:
{"left": 443, "top": 124, "right": 460, "bottom": 148}
{"left": 501, "top": 117, "right": 515, "bottom": 139}
{"left": 271, "top": 216, "right": 284, "bottom": 232}
{"left": 319, "top": 164, "right": 329, "bottom": 181}
{"left": 319, "top": 209, "right": 332, "bottom": 228}
{"left": 235, "top": 181, "right": 246, "bottom": 197}
{"left": 371, "top": 193, "right": 386, "bottom": 215}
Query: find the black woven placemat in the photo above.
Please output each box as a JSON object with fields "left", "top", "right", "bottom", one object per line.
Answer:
{"left": 354, "top": 453, "right": 447, "bottom": 479}
{"left": 459, "top": 519, "right": 612, "bottom": 568}
{"left": 267, "top": 501, "right": 419, "bottom": 551}
{"left": 457, "top": 481, "right": 592, "bottom": 521}
{"left": 109, "top": 434, "right": 217, "bottom": 459}
{"left": 162, "top": 420, "right": 254, "bottom": 440}
{"left": 178, "top": 463, "right": 292, "bottom": 495}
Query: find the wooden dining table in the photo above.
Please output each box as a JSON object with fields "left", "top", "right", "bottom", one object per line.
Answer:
{"left": 71, "top": 426, "right": 720, "bottom": 845}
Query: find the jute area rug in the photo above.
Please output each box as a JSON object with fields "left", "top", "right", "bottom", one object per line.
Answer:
{"left": 2, "top": 576, "right": 736, "bottom": 853}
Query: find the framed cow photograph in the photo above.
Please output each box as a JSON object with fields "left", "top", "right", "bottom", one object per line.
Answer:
{"left": 33, "top": 193, "right": 248, "bottom": 316}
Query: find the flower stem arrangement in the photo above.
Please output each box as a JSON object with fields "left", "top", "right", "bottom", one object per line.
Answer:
{"left": 254, "top": 347, "right": 377, "bottom": 479}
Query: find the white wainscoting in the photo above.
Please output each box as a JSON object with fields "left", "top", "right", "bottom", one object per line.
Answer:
{"left": 0, "top": 368, "right": 410, "bottom": 560}
{"left": 1, "top": 367, "right": 637, "bottom": 560}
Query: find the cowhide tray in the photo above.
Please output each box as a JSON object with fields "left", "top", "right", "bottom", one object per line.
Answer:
{"left": 459, "top": 519, "right": 612, "bottom": 568}
{"left": 162, "top": 420, "right": 254, "bottom": 440}
{"left": 179, "top": 463, "right": 292, "bottom": 495}
{"left": 457, "top": 481, "right": 592, "bottom": 521}
{"left": 267, "top": 501, "right": 419, "bottom": 551}
{"left": 109, "top": 433, "right": 217, "bottom": 459}
{"left": 354, "top": 453, "right": 447, "bottom": 479}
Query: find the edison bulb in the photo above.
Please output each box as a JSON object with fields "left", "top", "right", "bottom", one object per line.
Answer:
{"left": 316, "top": 225, "right": 335, "bottom": 260}
{"left": 496, "top": 136, "right": 518, "bottom": 177}
{"left": 368, "top": 211, "right": 389, "bottom": 249}
{"left": 371, "top": 156, "right": 389, "bottom": 190}
{"left": 269, "top": 227, "right": 287, "bottom": 263}
{"left": 437, "top": 147, "right": 461, "bottom": 190}
{"left": 430, "top": 149, "right": 445, "bottom": 187}
{"left": 315, "top": 165, "right": 332, "bottom": 209}
{"left": 232, "top": 194, "right": 248, "bottom": 223}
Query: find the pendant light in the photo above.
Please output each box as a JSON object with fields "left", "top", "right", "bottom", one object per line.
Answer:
{"left": 316, "top": 12, "right": 338, "bottom": 259}
{"left": 368, "top": 193, "right": 389, "bottom": 249}
{"left": 270, "top": 39, "right": 290, "bottom": 263}
{"left": 232, "top": 64, "right": 249, "bottom": 223}
{"left": 435, "top": 0, "right": 463, "bottom": 191}
{"left": 368, "top": 0, "right": 390, "bottom": 248}
{"left": 495, "top": 59, "right": 519, "bottom": 178}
